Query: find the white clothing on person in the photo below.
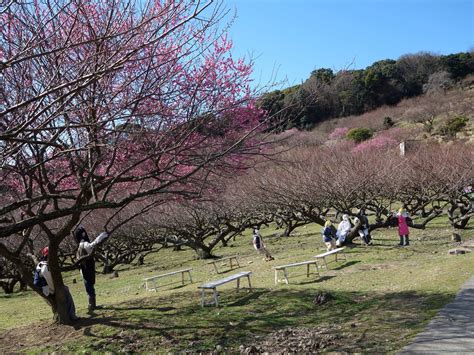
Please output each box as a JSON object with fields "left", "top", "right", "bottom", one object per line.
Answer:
{"left": 77, "top": 232, "right": 109, "bottom": 258}
{"left": 336, "top": 214, "right": 351, "bottom": 246}
{"left": 36, "top": 261, "right": 55, "bottom": 296}
{"left": 34, "top": 259, "right": 77, "bottom": 319}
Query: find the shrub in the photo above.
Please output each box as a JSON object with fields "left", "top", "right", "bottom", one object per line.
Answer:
{"left": 346, "top": 128, "right": 373, "bottom": 143}
{"left": 440, "top": 116, "right": 469, "bottom": 137}
{"left": 383, "top": 116, "right": 394, "bottom": 129}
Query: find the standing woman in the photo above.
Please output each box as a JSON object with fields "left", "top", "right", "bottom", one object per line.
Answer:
{"left": 397, "top": 207, "right": 410, "bottom": 246}
{"left": 74, "top": 226, "right": 109, "bottom": 312}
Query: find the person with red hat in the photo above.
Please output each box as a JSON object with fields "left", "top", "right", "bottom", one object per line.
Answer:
{"left": 33, "top": 246, "right": 77, "bottom": 320}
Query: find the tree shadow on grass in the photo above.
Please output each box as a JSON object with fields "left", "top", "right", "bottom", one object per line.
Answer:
{"left": 226, "top": 289, "right": 269, "bottom": 307}
{"left": 211, "top": 266, "right": 242, "bottom": 275}
{"left": 1, "top": 288, "right": 457, "bottom": 354}
{"left": 298, "top": 275, "right": 335, "bottom": 285}
{"left": 103, "top": 305, "right": 176, "bottom": 312}
{"left": 332, "top": 260, "right": 360, "bottom": 270}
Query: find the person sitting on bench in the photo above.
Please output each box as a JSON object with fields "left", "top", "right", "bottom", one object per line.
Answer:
{"left": 336, "top": 214, "right": 351, "bottom": 247}
{"left": 321, "top": 220, "right": 336, "bottom": 251}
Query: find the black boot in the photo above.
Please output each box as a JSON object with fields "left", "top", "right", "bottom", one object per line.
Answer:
{"left": 404, "top": 235, "right": 410, "bottom": 246}
{"left": 88, "top": 296, "right": 96, "bottom": 313}
{"left": 398, "top": 236, "right": 403, "bottom": 246}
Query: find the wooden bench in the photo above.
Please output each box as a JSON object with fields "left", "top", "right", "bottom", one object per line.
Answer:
{"left": 198, "top": 271, "right": 252, "bottom": 307}
{"left": 273, "top": 260, "right": 320, "bottom": 285}
{"left": 143, "top": 268, "right": 193, "bottom": 291}
{"left": 314, "top": 247, "right": 347, "bottom": 269}
{"left": 207, "top": 255, "right": 240, "bottom": 274}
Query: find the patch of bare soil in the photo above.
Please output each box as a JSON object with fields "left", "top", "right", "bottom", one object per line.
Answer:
{"left": 0, "top": 320, "right": 84, "bottom": 352}
{"left": 237, "top": 326, "right": 346, "bottom": 353}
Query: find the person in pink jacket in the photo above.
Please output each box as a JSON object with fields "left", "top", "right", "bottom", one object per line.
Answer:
{"left": 397, "top": 207, "right": 410, "bottom": 246}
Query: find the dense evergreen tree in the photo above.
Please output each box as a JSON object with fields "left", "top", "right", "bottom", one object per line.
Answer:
{"left": 259, "top": 51, "right": 473, "bottom": 131}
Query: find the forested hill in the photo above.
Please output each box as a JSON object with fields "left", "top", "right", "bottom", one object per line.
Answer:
{"left": 259, "top": 51, "right": 474, "bottom": 131}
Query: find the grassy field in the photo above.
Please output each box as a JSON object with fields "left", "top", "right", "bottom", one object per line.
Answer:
{"left": 1, "top": 221, "right": 473, "bottom": 352}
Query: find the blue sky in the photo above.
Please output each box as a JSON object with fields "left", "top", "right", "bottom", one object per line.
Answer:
{"left": 224, "top": 0, "right": 474, "bottom": 87}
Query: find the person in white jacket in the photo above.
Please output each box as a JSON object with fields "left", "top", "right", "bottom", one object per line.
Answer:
{"left": 336, "top": 214, "right": 351, "bottom": 246}
{"left": 74, "top": 226, "right": 109, "bottom": 312}
{"left": 33, "top": 247, "right": 77, "bottom": 320}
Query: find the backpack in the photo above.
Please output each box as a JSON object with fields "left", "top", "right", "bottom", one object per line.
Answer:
{"left": 33, "top": 266, "right": 47, "bottom": 288}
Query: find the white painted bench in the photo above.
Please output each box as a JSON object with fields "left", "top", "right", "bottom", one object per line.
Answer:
{"left": 143, "top": 268, "right": 193, "bottom": 291}
{"left": 198, "top": 271, "right": 252, "bottom": 307}
{"left": 273, "top": 260, "right": 320, "bottom": 285}
{"left": 314, "top": 247, "right": 347, "bottom": 269}
{"left": 207, "top": 255, "right": 240, "bottom": 274}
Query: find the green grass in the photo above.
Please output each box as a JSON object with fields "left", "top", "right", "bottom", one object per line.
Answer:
{"left": 0, "top": 222, "right": 473, "bottom": 352}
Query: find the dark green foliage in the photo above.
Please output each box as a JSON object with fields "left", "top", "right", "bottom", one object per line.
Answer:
{"left": 383, "top": 116, "right": 394, "bottom": 129}
{"left": 259, "top": 52, "right": 473, "bottom": 132}
{"left": 310, "top": 68, "right": 335, "bottom": 84}
{"left": 440, "top": 116, "right": 469, "bottom": 137}
{"left": 441, "top": 52, "right": 474, "bottom": 79}
{"left": 346, "top": 128, "right": 373, "bottom": 143}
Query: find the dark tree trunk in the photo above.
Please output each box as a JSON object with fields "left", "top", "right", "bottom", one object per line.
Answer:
{"left": 195, "top": 246, "right": 213, "bottom": 259}
{"left": 48, "top": 243, "right": 73, "bottom": 325}
{"left": 0, "top": 279, "right": 16, "bottom": 294}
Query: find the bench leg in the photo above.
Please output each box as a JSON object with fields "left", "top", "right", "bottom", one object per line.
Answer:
{"left": 188, "top": 271, "right": 193, "bottom": 284}
{"left": 237, "top": 277, "right": 240, "bottom": 291}
{"left": 182, "top": 272, "right": 185, "bottom": 285}
{"left": 342, "top": 251, "right": 348, "bottom": 261}
{"left": 247, "top": 275, "right": 252, "bottom": 291}
{"left": 213, "top": 288, "right": 219, "bottom": 307}
{"left": 145, "top": 281, "right": 149, "bottom": 291}
{"left": 201, "top": 289, "right": 205, "bottom": 307}
{"left": 284, "top": 269, "right": 289, "bottom": 284}
{"left": 314, "top": 262, "right": 320, "bottom": 277}
{"left": 235, "top": 257, "right": 240, "bottom": 268}
{"left": 212, "top": 262, "right": 219, "bottom": 274}
{"left": 324, "top": 257, "right": 328, "bottom": 269}
{"left": 275, "top": 270, "right": 278, "bottom": 285}
{"left": 307, "top": 264, "right": 310, "bottom": 277}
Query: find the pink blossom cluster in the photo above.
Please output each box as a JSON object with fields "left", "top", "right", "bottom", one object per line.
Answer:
{"left": 352, "top": 134, "right": 398, "bottom": 153}
{"left": 328, "top": 127, "right": 349, "bottom": 140}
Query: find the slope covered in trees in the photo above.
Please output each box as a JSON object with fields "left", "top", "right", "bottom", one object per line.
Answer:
{"left": 260, "top": 51, "right": 474, "bottom": 131}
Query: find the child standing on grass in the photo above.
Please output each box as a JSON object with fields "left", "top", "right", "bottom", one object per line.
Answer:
{"left": 321, "top": 220, "right": 336, "bottom": 251}
{"left": 252, "top": 227, "right": 274, "bottom": 261}
{"left": 397, "top": 207, "right": 410, "bottom": 246}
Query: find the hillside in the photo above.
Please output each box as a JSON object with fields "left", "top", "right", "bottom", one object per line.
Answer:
{"left": 260, "top": 52, "right": 474, "bottom": 133}
{"left": 271, "top": 78, "right": 474, "bottom": 148}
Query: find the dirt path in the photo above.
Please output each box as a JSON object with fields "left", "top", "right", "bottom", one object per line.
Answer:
{"left": 401, "top": 275, "right": 474, "bottom": 352}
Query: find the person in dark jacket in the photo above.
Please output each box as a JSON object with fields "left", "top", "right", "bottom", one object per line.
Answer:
{"left": 356, "top": 209, "right": 372, "bottom": 245}
{"left": 321, "top": 220, "right": 336, "bottom": 251}
{"left": 74, "top": 226, "right": 109, "bottom": 312}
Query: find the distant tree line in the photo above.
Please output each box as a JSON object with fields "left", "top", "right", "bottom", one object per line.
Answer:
{"left": 259, "top": 51, "right": 474, "bottom": 131}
